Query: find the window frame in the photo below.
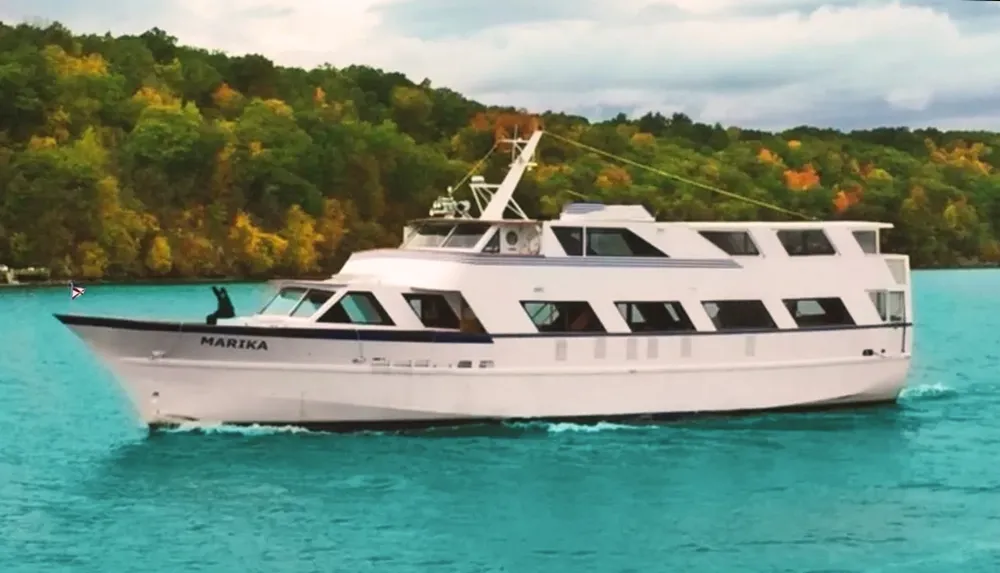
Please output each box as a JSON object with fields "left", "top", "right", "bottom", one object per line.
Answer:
{"left": 701, "top": 299, "right": 778, "bottom": 331}
{"left": 317, "top": 291, "right": 395, "bottom": 326}
{"left": 441, "top": 221, "right": 493, "bottom": 249}
{"left": 852, "top": 230, "right": 879, "bottom": 254}
{"left": 481, "top": 229, "right": 501, "bottom": 253}
{"left": 551, "top": 226, "right": 584, "bottom": 256}
{"left": 585, "top": 227, "right": 668, "bottom": 257}
{"left": 403, "top": 293, "right": 461, "bottom": 330}
{"left": 698, "top": 230, "right": 760, "bottom": 256}
{"left": 868, "top": 290, "right": 905, "bottom": 323}
{"left": 403, "top": 222, "right": 456, "bottom": 249}
{"left": 259, "top": 287, "right": 308, "bottom": 316}
{"left": 290, "top": 289, "right": 336, "bottom": 318}
{"left": 520, "top": 300, "right": 606, "bottom": 333}
{"left": 776, "top": 229, "right": 837, "bottom": 257}
{"left": 615, "top": 301, "right": 697, "bottom": 333}
{"left": 782, "top": 297, "right": 856, "bottom": 327}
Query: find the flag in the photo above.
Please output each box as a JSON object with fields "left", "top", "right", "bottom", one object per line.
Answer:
{"left": 69, "top": 281, "right": 85, "bottom": 300}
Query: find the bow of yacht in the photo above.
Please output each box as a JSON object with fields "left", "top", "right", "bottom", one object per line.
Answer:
{"left": 55, "top": 129, "right": 913, "bottom": 431}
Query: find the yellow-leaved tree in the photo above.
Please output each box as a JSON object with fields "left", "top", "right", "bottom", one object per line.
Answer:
{"left": 75, "top": 241, "right": 108, "bottom": 279}
{"left": 280, "top": 205, "right": 322, "bottom": 275}
{"left": 315, "top": 198, "right": 348, "bottom": 268}
{"left": 145, "top": 235, "right": 173, "bottom": 275}
{"left": 228, "top": 211, "right": 288, "bottom": 276}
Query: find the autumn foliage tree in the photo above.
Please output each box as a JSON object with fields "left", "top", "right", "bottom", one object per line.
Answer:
{"left": 2, "top": 20, "right": 1000, "bottom": 277}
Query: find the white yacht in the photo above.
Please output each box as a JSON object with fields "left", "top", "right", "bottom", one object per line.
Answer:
{"left": 55, "top": 130, "right": 913, "bottom": 431}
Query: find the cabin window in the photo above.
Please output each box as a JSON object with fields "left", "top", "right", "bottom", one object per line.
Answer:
{"left": 521, "top": 301, "right": 606, "bottom": 333}
{"left": 552, "top": 226, "right": 584, "bottom": 256}
{"left": 869, "top": 290, "right": 905, "bottom": 323}
{"left": 290, "top": 289, "right": 335, "bottom": 318}
{"left": 586, "top": 227, "right": 667, "bottom": 257}
{"left": 481, "top": 229, "right": 501, "bottom": 253}
{"left": 405, "top": 222, "right": 454, "bottom": 248}
{"left": 782, "top": 297, "right": 855, "bottom": 327}
{"left": 318, "top": 291, "right": 395, "bottom": 325}
{"left": 457, "top": 296, "right": 487, "bottom": 333}
{"left": 404, "top": 293, "right": 461, "bottom": 329}
{"left": 442, "top": 222, "right": 492, "bottom": 249}
{"left": 260, "top": 287, "right": 307, "bottom": 315}
{"left": 698, "top": 231, "right": 759, "bottom": 256}
{"left": 702, "top": 300, "right": 777, "bottom": 331}
{"left": 853, "top": 230, "right": 878, "bottom": 254}
{"left": 405, "top": 291, "right": 485, "bottom": 333}
{"left": 615, "top": 301, "right": 696, "bottom": 332}
{"left": 776, "top": 229, "right": 836, "bottom": 256}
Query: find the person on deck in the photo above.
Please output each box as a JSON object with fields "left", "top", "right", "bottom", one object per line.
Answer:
{"left": 206, "top": 286, "right": 236, "bottom": 325}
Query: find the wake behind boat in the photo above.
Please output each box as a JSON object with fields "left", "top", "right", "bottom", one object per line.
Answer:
{"left": 55, "top": 130, "right": 913, "bottom": 431}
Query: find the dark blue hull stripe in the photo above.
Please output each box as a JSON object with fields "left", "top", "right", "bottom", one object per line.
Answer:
{"left": 55, "top": 314, "right": 912, "bottom": 344}
{"left": 54, "top": 314, "right": 493, "bottom": 344}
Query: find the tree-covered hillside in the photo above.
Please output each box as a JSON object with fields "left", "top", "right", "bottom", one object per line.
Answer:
{"left": 1, "top": 21, "right": 998, "bottom": 279}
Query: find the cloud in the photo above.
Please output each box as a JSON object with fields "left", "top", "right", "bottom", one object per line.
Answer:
{"left": 372, "top": 0, "right": 610, "bottom": 40}
{"left": 2, "top": 0, "right": 1000, "bottom": 130}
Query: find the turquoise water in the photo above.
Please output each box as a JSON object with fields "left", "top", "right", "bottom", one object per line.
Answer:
{"left": 1, "top": 271, "right": 998, "bottom": 572}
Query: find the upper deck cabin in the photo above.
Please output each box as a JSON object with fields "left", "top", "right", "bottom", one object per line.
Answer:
{"left": 399, "top": 201, "right": 895, "bottom": 261}
{"left": 397, "top": 129, "right": 896, "bottom": 262}
{"left": 239, "top": 129, "right": 909, "bottom": 336}
{"left": 249, "top": 203, "right": 908, "bottom": 337}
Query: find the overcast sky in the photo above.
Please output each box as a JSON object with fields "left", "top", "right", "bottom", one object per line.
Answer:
{"left": 2, "top": 0, "right": 998, "bottom": 131}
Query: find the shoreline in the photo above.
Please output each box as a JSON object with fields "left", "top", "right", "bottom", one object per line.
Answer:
{"left": 0, "top": 277, "right": 295, "bottom": 289}
{"left": 0, "top": 264, "right": 997, "bottom": 290}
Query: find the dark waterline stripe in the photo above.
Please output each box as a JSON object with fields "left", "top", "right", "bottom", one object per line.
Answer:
{"left": 146, "top": 399, "right": 902, "bottom": 435}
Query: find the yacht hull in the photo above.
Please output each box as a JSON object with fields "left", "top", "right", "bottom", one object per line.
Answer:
{"left": 123, "top": 358, "right": 907, "bottom": 431}
{"left": 57, "top": 314, "right": 912, "bottom": 430}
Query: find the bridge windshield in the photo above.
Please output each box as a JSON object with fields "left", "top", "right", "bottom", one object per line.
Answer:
{"left": 404, "top": 221, "right": 493, "bottom": 250}
{"left": 259, "top": 287, "right": 336, "bottom": 318}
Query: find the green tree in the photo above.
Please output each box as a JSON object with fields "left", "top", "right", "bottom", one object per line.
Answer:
{"left": 2, "top": 19, "right": 1000, "bottom": 278}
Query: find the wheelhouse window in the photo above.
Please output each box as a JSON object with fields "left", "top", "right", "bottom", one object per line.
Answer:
{"left": 853, "top": 230, "right": 878, "bottom": 254}
{"left": 404, "top": 293, "right": 460, "bottom": 329}
{"left": 404, "top": 221, "right": 492, "bottom": 250}
{"left": 260, "top": 287, "right": 306, "bottom": 315}
{"left": 442, "top": 222, "right": 492, "bottom": 249}
{"left": 552, "top": 226, "right": 583, "bottom": 256}
{"left": 698, "top": 231, "right": 760, "bottom": 256}
{"left": 702, "top": 300, "right": 777, "bottom": 331}
{"left": 586, "top": 227, "right": 667, "bottom": 257}
{"left": 776, "top": 229, "right": 836, "bottom": 256}
{"left": 521, "top": 301, "right": 606, "bottom": 333}
{"left": 616, "top": 301, "right": 696, "bottom": 332}
{"left": 404, "top": 222, "right": 454, "bottom": 248}
{"left": 290, "top": 289, "right": 335, "bottom": 318}
{"left": 782, "top": 297, "right": 855, "bottom": 327}
{"left": 318, "top": 291, "right": 394, "bottom": 325}
{"left": 481, "top": 229, "right": 500, "bottom": 253}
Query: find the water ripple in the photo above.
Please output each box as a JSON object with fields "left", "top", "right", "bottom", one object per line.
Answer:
{"left": 2, "top": 274, "right": 999, "bottom": 572}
